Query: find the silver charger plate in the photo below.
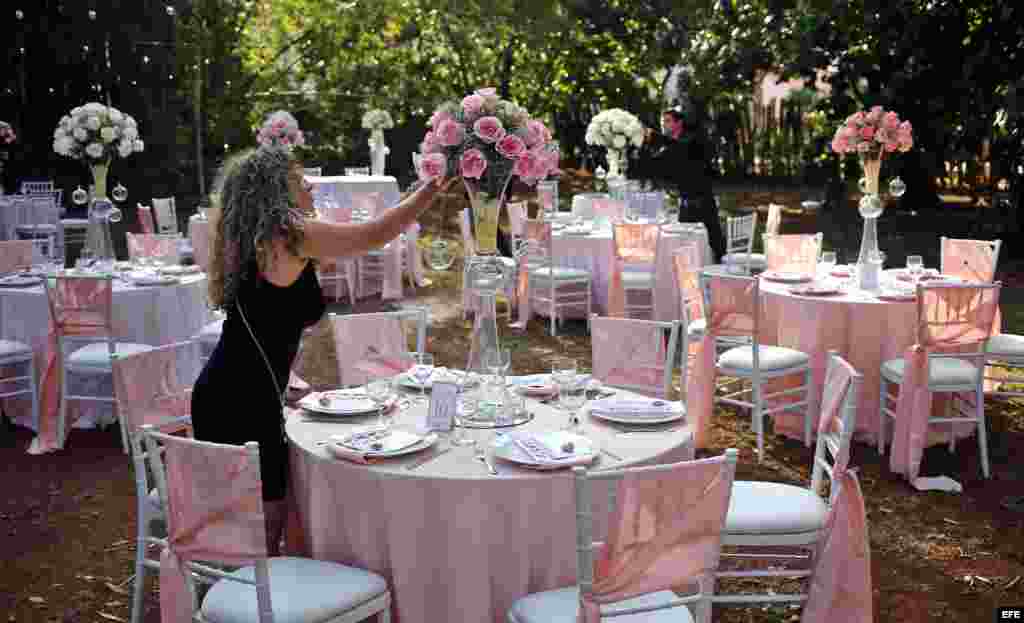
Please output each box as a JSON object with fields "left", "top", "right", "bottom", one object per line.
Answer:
{"left": 458, "top": 410, "right": 535, "bottom": 429}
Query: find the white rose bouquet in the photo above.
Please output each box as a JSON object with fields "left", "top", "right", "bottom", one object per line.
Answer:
{"left": 257, "top": 110, "right": 305, "bottom": 149}
{"left": 585, "top": 108, "right": 645, "bottom": 151}
{"left": 361, "top": 109, "right": 394, "bottom": 133}
{"left": 52, "top": 102, "right": 144, "bottom": 163}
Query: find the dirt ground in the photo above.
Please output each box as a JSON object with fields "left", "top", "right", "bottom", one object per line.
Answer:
{"left": 3, "top": 181, "right": 1024, "bottom": 622}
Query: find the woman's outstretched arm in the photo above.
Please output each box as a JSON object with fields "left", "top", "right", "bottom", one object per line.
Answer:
{"left": 299, "top": 177, "right": 455, "bottom": 260}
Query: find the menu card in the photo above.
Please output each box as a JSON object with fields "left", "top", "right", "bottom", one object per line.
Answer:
{"left": 426, "top": 380, "right": 457, "bottom": 432}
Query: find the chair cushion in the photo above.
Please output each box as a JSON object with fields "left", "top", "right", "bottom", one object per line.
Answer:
{"left": 621, "top": 270, "right": 654, "bottom": 288}
{"left": 530, "top": 266, "right": 591, "bottom": 280}
{"left": 67, "top": 343, "right": 154, "bottom": 371}
{"left": 687, "top": 318, "right": 706, "bottom": 338}
{"left": 718, "top": 345, "right": 809, "bottom": 372}
{"left": 987, "top": 333, "right": 1024, "bottom": 359}
{"left": 508, "top": 586, "right": 693, "bottom": 623}
{"left": 725, "top": 481, "right": 827, "bottom": 536}
{"left": 723, "top": 252, "right": 767, "bottom": 269}
{"left": 16, "top": 224, "right": 58, "bottom": 234}
{"left": 201, "top": 556, "right": 388, "bottom": 623}
{"left": 60, "top": 218, "right": 90, "bottom": 228}
{"left": 881, "top": 356, "right": 979, "bottom": 387}
{"left": 0, "top": 339, "right": 33, "bottom": 357}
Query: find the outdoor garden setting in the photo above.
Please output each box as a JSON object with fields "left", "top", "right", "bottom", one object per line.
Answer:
{"left": 3, "top": 1, "right": 1024, "bottom": 622}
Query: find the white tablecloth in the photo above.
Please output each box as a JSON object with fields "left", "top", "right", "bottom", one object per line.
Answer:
{"left": 285, "top": 385, "right": 693, "bottom": 623}
{"left": 0, "top": 273, "right": 214, "bottom": 432}
{"left": 548, "top": 223, "right": 713, "bottom": 319}
{"left": 305, "top": 175, "right": 401, "bottom": 209}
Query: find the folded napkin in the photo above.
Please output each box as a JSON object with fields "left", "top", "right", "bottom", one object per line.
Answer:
{"left": 829, "top": 265, "right": 853, "bottom": 277}
{"left": 506, "top": 431, "right": 583, "bottom": 462}
{"left": 326, "top": 429, "right": 421, "bottom": 464}
{"left": 589, "top": 398, "right": 676, "bottom": 419}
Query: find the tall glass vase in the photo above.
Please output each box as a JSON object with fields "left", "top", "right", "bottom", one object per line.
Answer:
{"left": 369, "top": 130, "right": 389, "bottom": 176}
{"left": 463, "top": 174, "right": 514, "bottom": 381}
{"left": 606, "top": 148, "right": 627, "bottom": 180}
{"left": 86, "top": 161, "right": 118, "bottom": 265}
{"left": 856, "top": 150, "right": 884, "bottom": 289}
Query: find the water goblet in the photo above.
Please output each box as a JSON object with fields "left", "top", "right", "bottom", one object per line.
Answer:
{"left": 820, "top": 251, "right": 837, "bottom": 279}
{"left": 559, "top": 376, "right": 587, "bottom": 432}
{"left": 410, "top": 352, "right": 434, "bottom": 405}
{"left": 906, "top": 254, "right": 924, "bottom": 284}
{"left": 451, "top": 373, "right": 478, "bottom": 446}
{"left": 485, "top": 348, "right": 511, "bottom": 386}
{"left": 366, "top": 378, "right": 394, "bottom": 433}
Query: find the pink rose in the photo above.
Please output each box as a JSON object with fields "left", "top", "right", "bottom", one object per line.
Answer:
{"left": 513, "top": 150, "right": 541, "bottom": 180}
{"left": 460, "top": 148, "right": 488, "bottom": 179}
{"left": 473, "top": 116, "right": 506, "bottom": 143}
{"left": 856, "top": 142, "right": 871, "bottom": 153}
{"left": 462, "top": 94, "right": 484, "bottom": 116}
{"left": 884, "top": 141, "right": 899, "bottom": 153}
{"left": 884, "top": 111, "right": 900, "bottom": 129}
{"left": 830, "top": 138, "right": 847, "bottom": 153}
{"left": 841, "top": 127, "right": 858, "bottom": 140}
{"left": 496, "top": 134, "right": 526, "bottom": 159}
{"left": 524, "top": 120, "right": 547, "bottom": 148}
{"left": 429, "top": 110, "right": 453, "bottom": 128}
{"left": 898, "top": 120, "right": 913, "bottom": 135}
{"left": 529, "top": 148, "right": 551, "bottom": 179}
{"left": 859, "top": 126, "right": 875, "bottom": 140}
{"left": 544, "top": 148, "right": 560, "bottom": 174}
{"left": 868, "top": 106, "right": 884, "bottom": 122}
{"left": 436, "top": 119, "right": 465, "bottom": 147}
{"left": 475, "top": 87, "right": 497, "bottom": 97}
{"left": 875, "top": 127, "right": 890, "bottom": 143}
{"left": 418, "top": 152, "right": 447, "bottom": 181}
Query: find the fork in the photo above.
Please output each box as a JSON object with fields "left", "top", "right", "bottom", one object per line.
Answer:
{"left": 474, "top": 443, "right": 498, "bottom": 475}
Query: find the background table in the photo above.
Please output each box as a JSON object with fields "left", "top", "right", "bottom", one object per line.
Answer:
{"left": 285, "top": 388, "right": 693, "bottom": 623}
{"left": 547, "top": 223, "right": 712, "bottom": 318}
{"left": 0, "top": 273, "right": 214, "bottom": 433}
{"left": 305, "top": 175, "right": 401, "bottom": 209}
{"left": 758, "top": 271, "right": 1001, "bottom": 446}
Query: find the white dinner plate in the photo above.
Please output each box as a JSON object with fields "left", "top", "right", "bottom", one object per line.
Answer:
{"left": 396, "top": 368, "right": 472, "bottom": 390}
{"left": 299, "top": 390, "right": 395, "bottom": 416}
{"left": 130, "top": 273, "right": 180, "bottom": 286}
{"left": 660, "top": 224, "right": 695, "bottom": 234}
{"left": 761, "top": 271, "right": 813, "bottom": 283}
{"left": 159, "top": 264, "right": 203, "bottom": 276}
{"left": 588, "top": 401, "right": 686, "bottom": 425}
{"left": 327, "top": 430, "right": 438, "bottom": 459}
{"left": 0, "top": 275, "right": 42, "bottom": 287}
{"left": 492, "top": 432, "right": 597, "bottom": 470}
{"left": 789, "top": 282, "right": 843, "bottom": 296}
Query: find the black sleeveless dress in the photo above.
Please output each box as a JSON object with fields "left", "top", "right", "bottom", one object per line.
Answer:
{"left": 191, "top": 261, "right": 326, "bottom": 501}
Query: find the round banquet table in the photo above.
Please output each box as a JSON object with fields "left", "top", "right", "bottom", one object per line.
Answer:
{"left": 535, "top": 222, "right": 712, "bottom": 320}
{"left": 285, "top": 388, "right": 693, "bottom": 623}
{"left": 757, "top": 270, "right": 1001, "bottom": 447}
{"left": 0, "top": 273, "right": 215, "bottom": 436}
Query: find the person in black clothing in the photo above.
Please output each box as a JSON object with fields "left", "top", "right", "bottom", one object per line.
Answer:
{"left": 636, "top": 109, "right": 726, "bottom": 262}
{"left": 191, "top": 146, "right": 451, "bottom": 554}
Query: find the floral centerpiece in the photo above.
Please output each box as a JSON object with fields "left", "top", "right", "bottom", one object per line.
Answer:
{"left": 417, "top": 87, "right": 558, "bottom": 381}
{"left": 53, "top": 102, "right": 145, "bottom": 262}
{"left": 585, "top": 108, "right": 644, "bottom": 179}
{"left": 362, "top": 109, "right": 394, "bottom": 175}
{"left": 256, "top": 110, "right": 305, "bottom": 150}
{"left": 830, "top": 106, "right": 913, "bottom": 287}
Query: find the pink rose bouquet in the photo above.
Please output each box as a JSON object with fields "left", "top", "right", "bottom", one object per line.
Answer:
{"left": 257, "top": 110, "right": 305, "bottom": 150}
{"left": 0, "top": 121, "right": 16, "bottom": 145}
{"left": 830, "top": 106, "right": 912, "bottom": 155}
{"left": 416, "top": 87, "right": 559, "bottom": 195}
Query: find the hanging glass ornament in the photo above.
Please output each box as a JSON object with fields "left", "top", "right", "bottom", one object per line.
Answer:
{"left": 888, "top": 176, "right": 906, "bottom": 198}
{"left": 111, "top": 183, "right": 128, "bottom": 203}
{"left": 71, "top": 186, "right": 89, "bottom": 205}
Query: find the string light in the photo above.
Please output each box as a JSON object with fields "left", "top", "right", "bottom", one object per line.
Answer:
{"left": 166, "top": 5, "right": 176, "bottom": 16}
{"left": 15, "top": 9, "right": 24, "bottom": 19}
{"left": 143, "top": 55, "right": 150, "bottom": 63}
{"left": 88, "top": 9, "right": 96, "bottom": 19}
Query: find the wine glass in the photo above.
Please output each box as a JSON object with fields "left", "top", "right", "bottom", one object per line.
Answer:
{"left": 410, "top": 352, "right": 434, "bottom": 404}
{"left": 550, "top": 358, "right": 577, "bottom": 409}
{"left": 429, "top": 240, "right": 455, "bottom": 271}
{"left": 906, "top": 254, "right": 924, "bottom": 284}
{"left": 820, "top": 251, "right": 837, "bottom": 278}
{"left": 485, "top": 348, "right": 511, "bottom": 385}
{"left": 451, "top": 372, "right": 478, "bottom": 447}
{"left": 366, "top": 377, "right": 394, "bottom": 433}
{"left": 559, "top": 376, "right": 587, "bottom": 432}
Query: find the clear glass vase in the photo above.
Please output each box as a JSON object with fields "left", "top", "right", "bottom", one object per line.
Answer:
{"left": 86, "top": 161, "right": 120, "bottom": 266}
{"left": 369, "top": 131, "right": 388, "bottom": 176}
{"left": 856, "top": 149, "right": 884, "bottom": 289}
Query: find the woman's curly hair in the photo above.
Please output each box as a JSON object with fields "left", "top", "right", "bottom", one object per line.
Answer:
{"left": 207, "top": 146, "right": 308, "bottom": 310}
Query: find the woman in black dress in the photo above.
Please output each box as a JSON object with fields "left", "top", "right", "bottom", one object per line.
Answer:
{"left": 191, "top": 146, "right": 450, "bottom": 554}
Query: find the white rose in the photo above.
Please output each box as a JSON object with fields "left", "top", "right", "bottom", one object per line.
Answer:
{"left": 109, "top": 109, "right": 123, "bottom": 123}
{"left": 613, "top": 135, "right": 626, "bottom": 149}
{"left": 73, "top": 127, "right": 88, "bottom": 141}
{"left": 58, "top": 137, "right": 75, "bottom": 154}
{"left": 86, "top": 116, "right": 101, "bottom": 131}
{"left": 133, "top": 139, "right": 144, "bottom": 153}
{"left": 100, "top": 126, "right": 117, "bottom": 143}
{"left": 71, "top": 107, "right": 83, "bottom": 117}
{"left": 125, "top": 116, "right": 137, "bottom": 128}
{"left": 85, "top": 142, "right": 104, "bottom": 159}
{"left": 118, "top": 143, "right": 132, "bottom": 158}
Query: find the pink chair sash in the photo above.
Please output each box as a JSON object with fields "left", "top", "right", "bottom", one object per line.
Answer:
{"left": 0, "top": 240, "right": 35, "bottom": 273}
{"left": 578, "top": 455, "right": 734, "bottom": 622}
{"left": 514, "top": 219, "right": 553, "bottom": 328}
{"left": 351, "top": 191, "right": 386, "bottom": 218}
{"left": 189, "top": 220, "right": 211, "bottom": 271}
{"left": 507, "top": 201, "right": 527, "bottom": 239}
{"left": 940, "top": 238, "right": 998, "bottom": 282}
{"left": 403, "top": 222, "right": 426, "bottom": 286}
{"left": 111, "top": 343, "right": 196, "bottom": 435}
{"left": 890, "top": 285, "right": 1000, "bottom": 482}
{"left": 801, "top": 469, "right": 872, "bottom": 623}
{"left": 672, "top": 243, "right": 704, "bottom": 321}
{"left": 158, "top": 435, "right": 267, "bottom": 623}
{"left": 817, "top": 356, "right": 856, "bottom": 470}
{"left": 765, "top": 204, "right": 782, "bottom": 236}
{"left": 538, "top": 187, "right": 556, "bottom": 214}
{"left": 330, "top": 314, "right": 414, "bottom": 385}
{"left": 608, "top": 223, "right": 659, "bottom": 317}
{"left": 591, "top": 316, "right": 669, "bottom": 397}
{"left": 126, "top": 233, "right": 178, "bottom": 263}
{"left": 33, "top": 277, "right": 113, "bottom": 454}
{"left": 138, "top": 205, "right": 156, "bottom": 234}
{"left": 686, "top": 275, "right": 759, "bottom": 449}
{"left": 764, "top": 234, "right": 819, "bottom": 276}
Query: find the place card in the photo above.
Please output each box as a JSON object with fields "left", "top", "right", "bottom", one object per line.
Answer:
{"left": 425, "top": 379, "right": 457, "bottom": 432}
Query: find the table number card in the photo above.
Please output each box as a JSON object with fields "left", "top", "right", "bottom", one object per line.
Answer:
{"left": 426, "top": 380, "right": 457, "bottom": 432}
